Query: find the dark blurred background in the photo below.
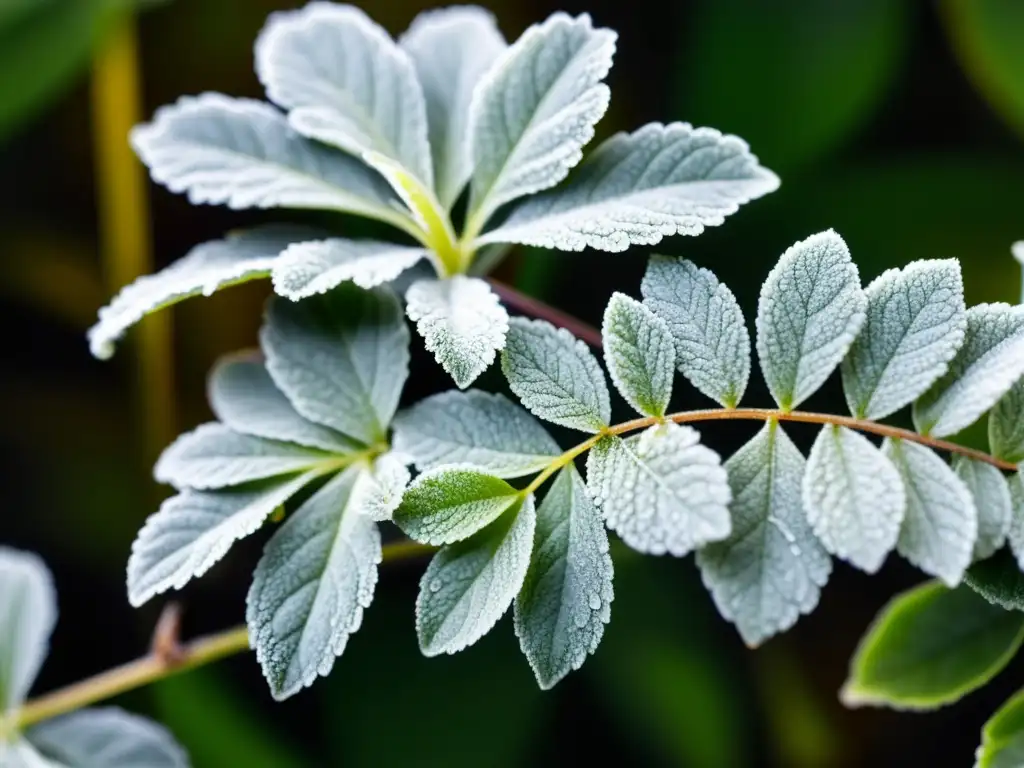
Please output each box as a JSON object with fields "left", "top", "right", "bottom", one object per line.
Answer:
{"left": 3, "top": 0, "right": 1024, "bottom": 765}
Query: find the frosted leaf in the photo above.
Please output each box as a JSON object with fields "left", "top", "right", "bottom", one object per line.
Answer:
{"left": 348, "top": 452, "right": 411, "bottom": 522}
{"left": 261, "top": 286, "right": 409, "bottom": 445}
{"left": 399, "top": 6, "right": 507, "bottom": 209}
{"left": 88, "top": 225, "right": 316, "bottom": 360}
{"left": 392, "top": 390, "right": 560, "bottom": 479}
{"left": 405, "top": 277, "right": 509, "bottom": 389}
{"left": 841, "top": 260, "right": 966, "bottom": 420}
{"left": 0, "top": 548, "right": 56, "bottom": 713}
{"left": 130, "top": 94, "right": 400, "bottom": 220}
{"left": 756, "top": 230, "right": 867, "bottom": 410}
{"left": 154, "top": 423, "right": 330, "bottom": 491}
{"left": 1006, "top": 473, "right": 1024, "bottom": 573}
{"left": 602, "top": 293, "right": 675, "bottom": 417}
{"left": 0, "top": 740, "right": 63, "bottom": 767}
{"left": 697, "top": 423, "right": 832, "bottom": 647}
{"left": 246, "top": 468, "right": 381, "bottom": 700}
{"left": 271, "top": 239, "right": 426, "bottom": 300}
{"left": 502, "top": 317, "right": 610, "bottom": 433}
{"left": 255, "top": 2, "right": 432, "bottom": 185}
{"left": 467, "top": 12, "right": 615, "bottom": 224}
{"left": 28, "top": 708, "right": 189, "bottom": 768}
{"left": 416, "top": 495, "right": 535, "bottom": 656}
{"left": 802, "top": 425, "right": 905, "bottom": 573}
{"left": 514, "top": 466, "right": 613, "bottom": 689}
{"left": 954, "top": 457, "right": 1012, "bottom": 561}
{"left": 884, "top": 439, "right": 977, "bottom": 586}
{"left": 991, "top": 379, "right": 1024, "bottom": 465}
{"left": 913, "top": 304, "right": 1024, "bottom": 437}
{"left": 587, "top": 422, "right": 731, "bottom": 557}
{"left": 641, "top": 255, "right": 750, "bottom": 407}
{"left": 127, "top": 471, "right": 319, "bottom": 607}
{"left": 208, "top": 356, "right": 358, "bottom": 454}
{"left": 478, "top": 122, "right": 779, "bottom": 253}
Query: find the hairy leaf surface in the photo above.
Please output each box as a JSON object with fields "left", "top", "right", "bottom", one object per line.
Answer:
{"left": 28, "top": 708, "right": 189, "bottom": 768}
{"left": 271, "top": 239, "right": 426, "bottom": 300}
{"left": 954, "top": 457, "right": 1012, "bottom": 561}
{"left": 602, "top": 293, "right": 675, "bottom": 417}
{"left": 0, "top": 548, "right": 55, "bottom": 713}
{"left": 990, "top": 379, "right": 1024, "bottom": 464}
{"left": 348, "top": 452, "right": 411, "bottom": 523}
{"left": 966, "top": 549, "right": 1024, "bottom": 613}
{"left": 1006, "top": 474, "right": 1024, "bottom": 572}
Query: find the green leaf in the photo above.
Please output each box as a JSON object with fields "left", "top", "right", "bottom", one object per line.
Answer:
{"left": 514, "top": 467, "right": 613, "bottom": 689}
{"left": 602, "top": 293, "right": 675, "bottom": 417}
{"left": 0, "top": 547, "right": 56, "bottom": 714}
{"left": 393, "top": 467, "right": 521, "bottom": 546}
{"left": 392, "top": 390, "right": 560, "bottom": 479}
{"left": 1006, "top": 473, "right": 1024, "bottom": 571}
{"left": 587, "top": 422, "right": 731, "bottom": 557}
{"left": 954, "top": 457, "right": 1012, "bottom": 561}
{"left": 270, "top": 239, "right": 426, "bottom": 300}
{"left": 417, "top": 496, "right": 536, "bottom": 656}
{"left": 641, "top": 255, "right": 751, "bottom": 408}
{"left": 976, "top": 686, "right": 1024, "bottom": 768}
{"left": 756, "top": 230, "right": 866, "bottom": 410}
{"left": 841, "top": 581, "right": 1024, "bottom": 710}
{"left": 989, "top": 378, "right": 1024, "bottom": 464}
{"left": 965, "top": 549, "right": 1024, "bottom": 612}
{"left": 697, "top": 422, "right": 831, "bottom": 646}
{"left": 247, "top": 467, "right": 381, "bottom": 701}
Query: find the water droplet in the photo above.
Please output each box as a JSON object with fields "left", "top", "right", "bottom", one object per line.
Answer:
{"left": 588, "top": 593, "right": 602, "bottom": 610}
{"left": 429, "top": 579, "right": 442, "bottom": 593}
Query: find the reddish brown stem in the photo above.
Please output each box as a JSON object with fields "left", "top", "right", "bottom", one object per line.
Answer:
{"left": 487, "top": 278, "right": 603, "bottom": 348}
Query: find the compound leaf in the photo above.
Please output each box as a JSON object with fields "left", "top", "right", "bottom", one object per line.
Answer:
{"left": 271, "top": 239, "right": 426, "bottom": 300}
{"left": 954, "top": 457, "right": 1012, "bottom": 561}
{"left": 602, "top": 293, "right": 675, "bottom": 417}
{"left": 0, "top": 547, "right": 56, "bottom": 713}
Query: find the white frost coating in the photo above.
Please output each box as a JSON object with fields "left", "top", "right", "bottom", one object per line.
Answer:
{"left": 416, "top": 495, "right": 535, "bottom": 656}
{"left": 756, "top": 230, "right": 867, "bottom": 410}
{"left": 255, "top": 2, "right": 433, "bottom": 185}
{"left": 913, "top": 304, "right": 1024, "bottom": 437}
{"left": 208, "top": 356, "right": 358, "bottom": 453}
{"left": 261, "top": 286, "right": 409, "bottom": 445}
{"left": 587, "top": 422, "right": 731, "bottom": 556}
{"left": 130, "top": 94, "right": 400, "bottom": 217}
{"left": 392, "top": 390, "right": 560, "bottom": 478}
{"left": 27, "top": 707, "right": 189, "bottom": 768}
{"left": 990, "top": 379, "right": 1024, "bottom": 464}
{"left": 271, "top": 239, "right": 426, "bottom": 300}
{"left": 478, "top": 123, "right": 780, "bottom": 253}
{"left": 405, "top": 277, "right": 509, "bottom": 389}
{"left": 1006, "top": 473, "right": 1024, "bottom": 572}
{"left": 802, "top": 425, "right": 905, "bottom": 573}
{"left": 954, "top": 456, "right": 1012, "bottom": 561}
{"left": 349, "top": 452, "right": 411, "bottom": 522}
{"left": 641, "top": 255, "right": 750, "bottom": 407}
{"left": 602, "top": 293, "right": 675, "bottom": 418}
{"left": 841, "top": 260, "right": 966, "bottom": 420}
{"left": 697, "top": 423, "right": 832, "bottom": 647}
{"left": 514, "top": 467, "right": 613, "bottom": 689}
{"left": 0, "top": 740, "right": 62, "bottom": 767}
{"left": 467, "top": 12, "right": 615, "bottom": 224}
{"left": 399, "top": 6, "right": 507, "bottom": 209}
{"left": 154, "top": 423, "right": 329, "bottom": 491}
{"left": 246, "top": 468, "right": 381, "bottom": 701}
{"left": 0, "top": 548, "right": 56, "bottom": 713}
{"left": 502, "top": 317, "right": 611, "bottom": 433}
{"left": 883, "top": 439, "right": 977, "bottom": 587}
{"left": 1013, "top": 241, "right": 1024, "bottom": 266}
{"left": 127, "top": 471, "right": 319, "bottom": 607}
{"left": 88, "top": 225, "right": 316, "bottom": 360}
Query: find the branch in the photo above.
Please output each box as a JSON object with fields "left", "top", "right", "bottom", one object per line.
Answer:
{"left": 488, "top": 279, "right": 602, "bottom": 348}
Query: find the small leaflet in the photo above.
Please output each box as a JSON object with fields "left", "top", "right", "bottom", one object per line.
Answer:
{"left": 953, "top": 456, "right": 1012, "bottom": 561}
{"left": 602, "top": 293, "right": 675, "bottom": 417}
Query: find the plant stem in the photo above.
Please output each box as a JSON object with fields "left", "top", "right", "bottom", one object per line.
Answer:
{"left": 487, "top": 279, "right": 602, "bottom": 348}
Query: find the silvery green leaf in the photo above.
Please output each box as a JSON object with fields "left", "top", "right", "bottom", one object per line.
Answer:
{"left": 502, "top": 317, "right": 610, "bottom": 433}
{"left": 27, "top": 708, "right": 189, "bottom": 768}
{"left": 255, "top": 2, "right": 433, "bottom": 185}
{"left": 990, "top": 379, "right": 1024, "bottom": 464}
{"left": 954, "top": 457, "right": 1012, "bottom": 561}
{"left": 88, "top": 226, "right": 315, "bottom": 360}
{"left": 802, "top": 426, "right": 905, "bottom": 573}
{"left": 399, "top": 6, "right": 507, "bottom": 209}
{"left": 756, "top": 229, "right": 867, "bottom": 410}
{"left": 514, "top": 467, "right": 612, "bottom": 689}
{"left": 261, "top": 286, "right": 409, "bottom": 445}
{"left": 913, "top": 304, "right": 1024, "bottom": 437}
{"left": 0, "top": 548, "right": 56, "bottom": 713}
{"left": 127, "top": 471, "right": 319, "bottom": 607}
{"left": 640, "top": 255, "right": 750, "bottom": 407}
{"left": 1005, "top": 473, "right": 1024, "bottom": 572}
{"left": 405, "top": 277, "right": 509, "bottom": 389}
{"left": 1, "top": 740, "right": 63, "bottom": 767}
{"left": 392, "top": 390, "right": 560, "bottom": 479}
{"left": 208, "top": 356, "right": 358, "bottom": 454}
{"left": 417, "top": 495, "right": 535, "bottom": 656}
{"left": 841, "top": 260, "right": 966, "bottom": 420}
{"left": 697, "top": 423, "right": 832, "bottom": 647}
{"left": 130, "top": 94, "right": 403, "bottom": 222}
{"left": 246, "top": 467, "right": 380, "bottom": 701}
{"left": 884, "top": 439, "right": 977, "bottom": 587}
{"left": 602, "top": 293, "right": 675, "bottom": 418}
{"left": 466, "top": 12, "right": 615, "bottom": 226}
{"left": 587, "top": 422, "right": 731, "bottom": 556}
{"left": 271, "top": 239, "right": 426, "bottom": 300}
{"left": 393, "top": 466, "right": 521, "bottom": 546}
{"left": 154, "top": 423, "right": 330, "bottom": 491}
{"left": 477, "top": 123, "right": 780, "bottom": 253}
{"left": 348, "top": 452, "right": 410, "bottom": 522}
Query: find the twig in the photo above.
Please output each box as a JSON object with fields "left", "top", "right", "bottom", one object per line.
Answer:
{"left": 150, "top": 602, "right": 185, "bottom": 665}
